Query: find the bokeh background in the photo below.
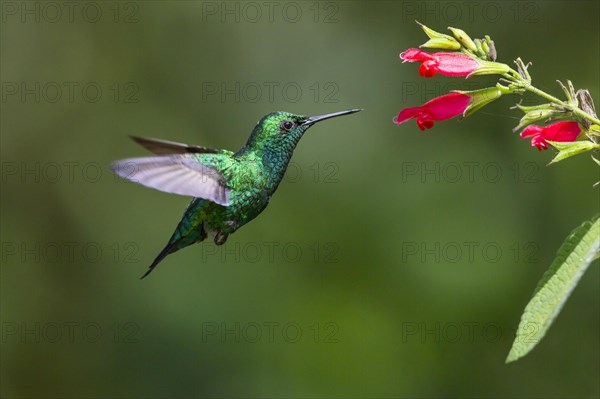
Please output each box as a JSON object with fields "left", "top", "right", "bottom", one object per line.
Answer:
{"left": 1, "top": 1, "right": 599, "bottom": 397}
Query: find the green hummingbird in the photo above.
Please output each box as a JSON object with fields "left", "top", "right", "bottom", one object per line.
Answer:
{"left": 110, "top": 109, "right": 361, "bottom": 278}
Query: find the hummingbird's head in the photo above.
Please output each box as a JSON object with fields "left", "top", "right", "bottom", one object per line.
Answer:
{"left": 244, "top": 109, "right": 362, "bottom": 154}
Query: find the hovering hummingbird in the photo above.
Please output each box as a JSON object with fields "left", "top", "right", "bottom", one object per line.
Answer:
{"left": 111, "top": 109, "right": 361, "bottom": 278}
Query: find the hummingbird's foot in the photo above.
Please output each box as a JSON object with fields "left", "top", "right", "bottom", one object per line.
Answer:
{"left": 214, "top": 231, "right": 229, "bottom": 246}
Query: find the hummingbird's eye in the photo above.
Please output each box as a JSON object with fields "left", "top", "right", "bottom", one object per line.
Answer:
{"left": 281, "top": 120, "right": 294, "bottom": 131}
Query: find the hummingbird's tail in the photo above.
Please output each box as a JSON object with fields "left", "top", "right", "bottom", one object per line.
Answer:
{"left": 140, "top": 198, "right": 210, "bottom": 279}
{"left": 140, "top": 231, "right": 206, "bottom": 279}
{"left": 140, "top": 242, "right": 177, "bottom": 279}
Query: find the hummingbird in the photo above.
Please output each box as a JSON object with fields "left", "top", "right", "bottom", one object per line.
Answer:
{"left": 110, "top": 109, "right": 361, "bottom": 278}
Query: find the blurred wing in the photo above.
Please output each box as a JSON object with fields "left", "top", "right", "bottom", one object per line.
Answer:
{"left": 130, "top": 136, "right": 221, "bottom": 155}
{"left": 110, "top": 155, "right": 230, "bottom": 206}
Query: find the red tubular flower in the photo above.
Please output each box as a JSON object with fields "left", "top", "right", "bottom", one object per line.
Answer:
{"left": 394, "top": 92, "right": 471, "bottom": 130}
{"left": 520, "top": 121, "right": 581, "bottom": 151}
{"left": 400, "top": 48, "right": 480, "bottom": 78}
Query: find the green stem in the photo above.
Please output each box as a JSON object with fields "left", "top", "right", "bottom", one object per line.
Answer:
{"left": 525, "top": 85, "right": 600, "bottom": 123}
{"left": 507, "top": 68, "right": 600, "bottom": 126}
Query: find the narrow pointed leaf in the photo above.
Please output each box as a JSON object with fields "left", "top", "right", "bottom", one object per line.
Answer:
{"left": 547, "top": 140, "right": 600, "bottom": 164}
{"left": 506, "top": 215, "right": 600, "bottom": 363}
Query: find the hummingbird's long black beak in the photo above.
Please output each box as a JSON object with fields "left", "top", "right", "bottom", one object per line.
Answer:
{"left": 302, "top": 109, "right": 362, "bottom": 126}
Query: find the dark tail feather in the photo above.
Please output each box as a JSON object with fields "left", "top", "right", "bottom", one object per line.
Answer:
{"left": 140, "top": 242, "right": 177, "bottom": 279}
{"left": 140, "top": 203, "right": 208, "bottom": 279}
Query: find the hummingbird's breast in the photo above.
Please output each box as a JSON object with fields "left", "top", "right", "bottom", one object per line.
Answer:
{"left": 212, "top": 157, "right": 273, "bottom": 233}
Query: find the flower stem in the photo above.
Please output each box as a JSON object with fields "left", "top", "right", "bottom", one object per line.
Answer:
{"left": 508, "top": 68, "right": 600, "bottom": 126}
{"left": 526, "top": 85, "right": 600, "bottom": 123}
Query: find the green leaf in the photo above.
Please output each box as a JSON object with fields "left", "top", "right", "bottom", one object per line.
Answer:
{"left": 506, "top": 214, "right": 600, "bottom": 363}
{"left": 547, "top": 140, "right": 600, "bottom": 164}
{"left": 416, "top": 21, "right": 461, "bottom": 50}
{"left": 420, "top": 38, "right": 461, "bottom": 50}
{"left": 514, "top": 103, "right": 554, "bottom": 113}
{"left": 512, "top": 108, "right": 559, "bottom": 132}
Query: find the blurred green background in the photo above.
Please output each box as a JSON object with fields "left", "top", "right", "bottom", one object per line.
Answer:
{"left": 1, "top": 1, "right": 598, "bottom": 397}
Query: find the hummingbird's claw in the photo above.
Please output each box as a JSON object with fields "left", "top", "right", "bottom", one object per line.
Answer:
{"left": 214, "top": 231, "right": 229, "bottom": 246}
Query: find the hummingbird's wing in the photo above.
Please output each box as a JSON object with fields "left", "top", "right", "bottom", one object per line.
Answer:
{"left": 130, "top": 136, "right": 221, "bottom": 155}
{"left": 110, "top": 155, "right": 230, "bottom": 206}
